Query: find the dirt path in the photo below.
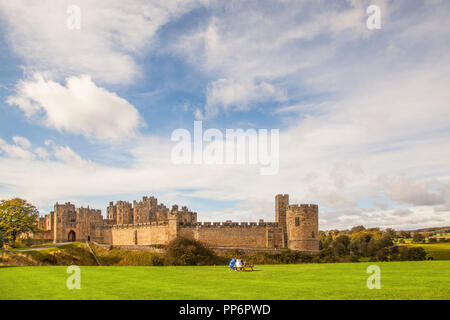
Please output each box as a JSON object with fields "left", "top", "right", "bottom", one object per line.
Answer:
{"left": 5, "top": 242, "right": 73, "bottom": 252}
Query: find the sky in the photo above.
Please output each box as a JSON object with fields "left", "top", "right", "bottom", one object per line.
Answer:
{"left": 0, "top": 0, "right": 449, "bottom": 230}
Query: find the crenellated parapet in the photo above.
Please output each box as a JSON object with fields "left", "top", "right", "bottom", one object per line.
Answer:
{"left": 112, "top": 221, "right": 168, "bottom": 229}
{"left": 179, "top": 221, "right": 280, "bottom": 228}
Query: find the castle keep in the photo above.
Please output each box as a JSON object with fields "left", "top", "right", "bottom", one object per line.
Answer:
{"left": 36, "top": 194, "right": 319, "bottom": 252}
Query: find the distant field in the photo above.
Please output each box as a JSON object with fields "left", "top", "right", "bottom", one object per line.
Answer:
{"left": 400, "top": 242, "right": 450, "bottom": 260}
{"left": 0, "top": 261, "right": 449, "bottom": 300}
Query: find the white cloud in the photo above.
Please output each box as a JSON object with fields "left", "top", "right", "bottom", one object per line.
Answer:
{"left": 173, "top": 0, "right": 388, "bottom": 116}
{"left": 12, "top": 136, "right": 31, "bottom": 149}
{"left": 53, "top": 145, "right": 91, "bottom": 167}
{"left": 0, "top": 0, "right": 208, "bottom": 85}
{"left": 205, "top": 78, "right": 287, "bottom": 117}
{"left": 34, "top": 147, "right": 49, "bottom": 160}
{"left": 7, "top": 74, "right": 143, "bottom": 142}
{"left": 381, "top": 176, "right": 445, "bottom": 206}
{"left": 0, "top": 137, "right": 35, "bottom": 161}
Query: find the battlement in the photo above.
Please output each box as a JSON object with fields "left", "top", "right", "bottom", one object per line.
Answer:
{"left": 179, "top": 221, "right": 280, "bottom": 228}
{"left": 287, "top": 204, "right": 318, "bottom": 212}
{"left": 112, "top": 221, "right": 168, "bottom": 229}
{"left": 54, "top": 202, "right": 75, "bottom": 210}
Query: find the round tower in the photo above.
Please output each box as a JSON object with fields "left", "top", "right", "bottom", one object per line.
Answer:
{"left": 286, "top": 204, "right": 319, "bottom": 252}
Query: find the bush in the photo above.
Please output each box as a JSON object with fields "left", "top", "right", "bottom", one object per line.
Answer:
{"left": 164, "top": 237, "right": 222, "bottom": 266}
{"left": 407, "top": 247, "right": 427, "bottom": 261}
{"left": 149, "top": 254, "right": 164, "bottom": 266}
{"left": 12, "top": 239, "right": 23, "bottom": 248}
{"left": 24, "top": 237, "right": 33, "bottom": 247}
{"left": 376, "top": 248, "right": 390, "bottom": 261}
{"left": 412, "top": 233, "right": 425, "bottom": 243}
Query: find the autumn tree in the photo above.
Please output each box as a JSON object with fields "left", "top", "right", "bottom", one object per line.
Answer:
{"left": 0, "top": 198, "right": 39, "bottom": 244}
{"left": 412, "top": 233, "right": 425, "bottom": 243}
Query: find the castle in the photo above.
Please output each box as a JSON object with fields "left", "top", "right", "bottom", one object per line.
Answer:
{"left": 36, "top": 194, "right": 319, "bottom": 252}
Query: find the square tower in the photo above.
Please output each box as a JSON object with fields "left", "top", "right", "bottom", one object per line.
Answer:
{"left": 275, "top": 194, "right": 289, "bottom": 247}
{"left": 275, "top": 194, "right": 289, "bottom": 226}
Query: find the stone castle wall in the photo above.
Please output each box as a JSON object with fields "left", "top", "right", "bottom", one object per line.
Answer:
{"left": 34, "top": 194, "right": 319, "bottom": 252}
{"left": 191, "top": 223, "right": 268, "bottom": 248}
{"left": 173, "top": 221, "right": 284, "bottom": 249}
{"left": 109, "top": 222, "right": 170, "bottom": 245}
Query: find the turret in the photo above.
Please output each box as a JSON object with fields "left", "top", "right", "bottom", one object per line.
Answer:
{"left": 286, "top": 204, "right": 319, "bottom": 252}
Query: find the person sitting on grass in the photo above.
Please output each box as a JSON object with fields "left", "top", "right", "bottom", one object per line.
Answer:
{"left": 235, "top": 258, "right": 243, "bottom": 271}
{"left": 229, "top": 257, "right": 237, "bottom": 272}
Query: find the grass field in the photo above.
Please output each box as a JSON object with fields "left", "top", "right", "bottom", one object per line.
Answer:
{"left": 400, "top": 242, "right": 450, "bottom": 260}
{"left": 0, "top": 261, "right": 448, "bottom": 300}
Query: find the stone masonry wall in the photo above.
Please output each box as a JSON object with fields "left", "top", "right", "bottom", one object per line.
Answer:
{"left": 110, "top": 222, "right": 169, "bottom": 245}
{"left": 178, "top": 222, "right": 280, "bottom": 248}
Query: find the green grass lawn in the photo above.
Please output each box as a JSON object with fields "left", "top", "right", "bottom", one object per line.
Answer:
{"left": 0, "top": 261, "right": 449, "bottom": 300}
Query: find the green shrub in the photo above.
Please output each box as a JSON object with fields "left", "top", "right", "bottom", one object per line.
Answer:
{"left": 407, "top": 247, "right": 427, "bottom": 261}
{"left": 150, "top": 254, "right": 165, "bottom": 266}
{"left": 376, "top": 247, "right": 390, "bottom": 261}
{"left": 164, "top": 237, "right": 222, "bottom": 266}
{"left": 13, "top": 239, "right": 23, "bottom": 248}
{"left": 24, "top": 237, "right": 33, "bottom": 247}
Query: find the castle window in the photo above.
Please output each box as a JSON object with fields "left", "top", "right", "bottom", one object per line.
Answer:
{"left": 311, "top": 231, "right": 315, "bottom": 238}
{"left": 295, "top": 217, "right": 300, "bottom": 226}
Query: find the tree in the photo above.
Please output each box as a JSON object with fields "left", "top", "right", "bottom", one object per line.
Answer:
{"left": 407, "top": 247, "right": 427, "bottom": 261}
{"left": 350, "top": 225, "right": 366, "bottom": 233}
{"left": 0, "top": 198, "right": 39, "bottom": 244}
{"left": 349, "top": 238, "right": 361, "bottom": 256}
{"left": 412, "top": 233, "right": 425, "bottom": 243}
{"left": 376, "top": 247, "right": 390, "bottom": 261}
{"left": 319, "top": 232, "right": 333, "bottom": 249}
{"left": 378, "top": 234, "right": 393, "bottom": 249}
{"left": 367, "top": 238, "right": 378, "bottom": 256}
{"left": 331, "top": 235, "right": 350, "bottom": 256}
{"left": 398, "top": 231, "right": 411, "bottom": 239}
{"left": 385, "top": 228, "right": 396, "bottom": 241}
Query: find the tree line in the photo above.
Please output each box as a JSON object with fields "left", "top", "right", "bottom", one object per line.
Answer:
{"left": 318, "top": 226, "right": 428, "bottom": 262}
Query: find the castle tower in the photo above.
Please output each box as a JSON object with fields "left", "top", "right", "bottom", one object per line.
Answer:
{"left": 133, "top": 196, "right": 158, "bottom": 224}
{"left": 286, "top": 204, "right": 319, "bottom": 252}
{"left": 116, "top": 201, "right": 133, "bottom": 225}
{"left": 167, "top": 205, "right": 179, "bottom": 241}
{"left": 107, "top": 201, "right": 117, "bottom": 223}
{"left": 53, "top": 202, "right": 76, "bottom": 243}
{"left": 275, "top": 194, "right": 289, "bottom": 247}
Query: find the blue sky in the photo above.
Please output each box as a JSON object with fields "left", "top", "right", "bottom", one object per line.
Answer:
{"left": 0, "top": 0, "right": 449, "bottom": 230}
